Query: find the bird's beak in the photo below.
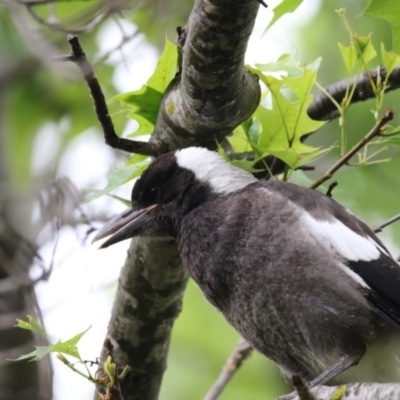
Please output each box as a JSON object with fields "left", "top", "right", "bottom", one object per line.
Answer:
{"left": 92, "top": 204, "right": 158, "bottom": 249}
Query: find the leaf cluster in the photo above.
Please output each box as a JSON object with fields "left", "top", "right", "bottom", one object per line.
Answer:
{"left": 12, "top": 316, "right": 130, "bottom": 398}
{"left": 13, "top": 315, "right": 90, "bottom": 362}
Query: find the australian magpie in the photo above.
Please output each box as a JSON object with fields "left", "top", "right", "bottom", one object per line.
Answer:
{"left": 93, "top": 147, "right": 400, "bottom": 387}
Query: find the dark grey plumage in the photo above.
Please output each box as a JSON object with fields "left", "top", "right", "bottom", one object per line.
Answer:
{"left": 94, "top": 147, "right": 400, "bottom": 386}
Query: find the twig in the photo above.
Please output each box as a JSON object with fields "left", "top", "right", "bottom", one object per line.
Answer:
{"left": 27, "top": 4, "right": 110, "bottom": 34}
{"left": 373, "top": 213, "right": 400, "bottom": 233}
{"left": 291, "top": 375, "right": 317, "bottom": 400}
{"left": 94, "top": 31, "right": 139, "bottom": 66}
{"left": 256, "top": 0, "right": 268, "bottom": 7}
{"left": 52, "top": 35, "right": 158, "bottom": 157}
{"left": 203, "top": 338, "right": 253, "bottom": 400}
{"left": 296, "top": 165, "right": 315, "bottom": 171}
{"left": 57, "top": 354, "right": 100, "bottom": 385}
{"left": 325, "top": 181, "right": 338, "bottom": 197}
{"left": 309, "top": 109, "right": 394, "bottom": 189}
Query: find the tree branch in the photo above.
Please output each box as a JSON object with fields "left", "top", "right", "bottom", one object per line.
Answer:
{"left": 26, "top": 4, "right": 110, "bottom": 34}
{"left": 150, "top": 0, "right": 261, "bottom": 151}
{"left": 52, "top": 35, "right": 158, "bottom": 157}
{"left": 309, "top": 109, "right": 394, "bottom": 189}
{"left": 99, "top": 238, "right": 188, "bottom": 400}
{"left": 290, "top": 375, "right": 317, "bottom": 400}
{"left": 373, "top": 212, "right": 400, "bottom": 233}
{"left": 308, "top": 65, "right": 400, "bottom": 122}
{"left": 277, "top": 382, "right": 400, "bottom": 400}
{"left": 203, "top": 338, "right": 253, "bottom": 400}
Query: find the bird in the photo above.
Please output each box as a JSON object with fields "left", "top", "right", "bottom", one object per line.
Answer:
{"left": 93, "top": 146, "right": 400, "bottom": 389}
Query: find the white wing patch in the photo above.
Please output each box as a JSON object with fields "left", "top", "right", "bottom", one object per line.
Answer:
{"left": 175, "top": 147, "right": 257, "bottom": 194}
{"left": 336, "top": 263, "right": 369, "bottom": 288}
{"left": 301, "top": 212, "right": 381, "bottom": 262}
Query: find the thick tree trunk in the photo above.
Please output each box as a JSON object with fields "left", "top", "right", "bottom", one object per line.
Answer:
{"left": 0, "top": 82, "right": 53, "bottom": 400}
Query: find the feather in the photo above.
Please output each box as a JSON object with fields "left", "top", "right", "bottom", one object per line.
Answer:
{"left": 350, "top": 254, "right": 400, "bottom": 330}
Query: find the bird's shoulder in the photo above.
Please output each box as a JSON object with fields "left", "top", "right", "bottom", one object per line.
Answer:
{"left": 254, "top": 180, "right": 388, "bottom": 252}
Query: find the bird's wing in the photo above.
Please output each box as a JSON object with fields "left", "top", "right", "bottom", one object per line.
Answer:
{"left": 263, "top": 181, "right": 400, "bottom": 330}
{"left": 349, "top": 255, "right": 400, "bottom": 329}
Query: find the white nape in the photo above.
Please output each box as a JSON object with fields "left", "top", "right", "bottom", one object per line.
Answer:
{"left": 175, "top": 147, "right": 257, "bottom": 194}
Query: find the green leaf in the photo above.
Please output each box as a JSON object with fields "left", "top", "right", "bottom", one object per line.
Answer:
{"left": 217, "top": 145, "right": 261, "bottom": 174}
{"left": 364, "top": 0, "right": 400, "bottom": 54}
{"left": 256, "top": 52, "right": 321, "bottom": 77}
{"left": 110, "top": 40, "right": 177, "bottom": 136}
{"left": 246, "top": 67, "right": 326, "bottom": 169}
{"left": 51, "top": 326, "right": 91, "bottom": 360}
{"left": 353, "top": 33, "right": 377, "bottom": 65}
{"left": 231, "top": 57, "right": 331, "bottom": 176}
{"left": 283, "top": 70, "right": 319, "bottom": 101}
{"left": 265, "top": 0, "right": 303, "bottom": 31}
{"left": 289, "top": 169, "right": 316, "bottom": 186}
{"left": 146, "top": 40, "right": 178, "bottom": 93}
{"left": 10, "top": 346, "right": 53, "bottom": 362}
{"left": 103, "top": 356, "right": 116, "bottom": 385}
{"left": 107, "top": 194, "right": 131, "bottom": 207}
{"left": 85, "top": 154, "right": 150, "bottom": 202}
{"left": 338, "top": 43, "right": 357, "bottom": 73}
{"left": 12, "top": 319, "right": 91, "bottom": 362}
{"left": 113, "top": 86, "right": 162, "bottom": 136}
{"left": 381, "top": 43, "right": 400, "bottom": 76}
{"left": 16, "top": 315, "right": 48, "bottom": 340}
{"left": 228, "top": 123, "right": 254, "bottom": 153}
{"left": 337, "top": 10, "right": 377, "bottom": 73}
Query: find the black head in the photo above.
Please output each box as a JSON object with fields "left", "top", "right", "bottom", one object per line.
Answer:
{"left": 131, "top": 152, "right": 194, "bottom": 210}
{"left": 92, "top": 147, "right": 256, "bottom": 248}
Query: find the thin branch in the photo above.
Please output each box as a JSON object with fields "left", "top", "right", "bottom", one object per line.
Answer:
{"left": 309, "top": 109, "right": 394, "bottom": 189}
{"left": 256, "top": 0, "right": 268, "bottom": 7}
{"left": 52, "top": 35, "right": 158, "bottom": 157}
{"left": 26, "top": 4, "right": 110, "bottom": 34}
{"left": 296, "top": 165, "right": 315, "bottom": 171}
{"left": 291, "top": 375, "right": 317, "bottom": 400}
{"left": 325, "top": 181, "right": 338, "bottom": 197}
{"left": 308, "top": 65, "right": 400, "bottom": 121}
{"left": 94, "top": 31, "right": 139, "bottom": 66}
{"left": 373, "top": 213, "right": 400, "bottom": 233}
{"left": 203, "top": 338, "right": 253, "bottom": 400}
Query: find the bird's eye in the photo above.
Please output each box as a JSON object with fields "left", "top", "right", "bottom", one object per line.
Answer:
{"left": 150, "top": 187, "right": 161, "bottom": 202}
